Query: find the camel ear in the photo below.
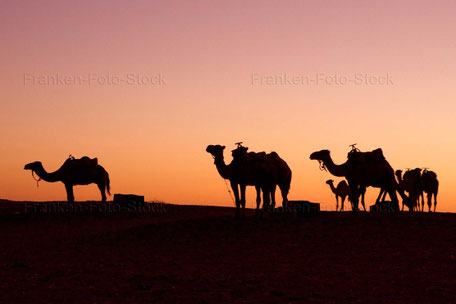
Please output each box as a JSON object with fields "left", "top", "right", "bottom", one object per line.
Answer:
{"left": 222, "top": 146, "right": 226, "bottom": 150}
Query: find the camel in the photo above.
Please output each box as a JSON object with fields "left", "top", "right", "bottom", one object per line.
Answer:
{"left": 231, "top": 145, "right": 292, "bottom": 213}
{"left": 326, "top": 179, "right": 350, "bottom": 211}
{"left": 24, "top": 155, "right": 110, "bottom": 202}
{"left": 421, "top": 169, "right": 439, "bottom": 212}
{"left": 395, "top": 169, "right": 423, "bottom": 211}
{"left": 310, "top": 149, "right": 413, "bottom": 212}
{"left": 206, "top": 144, "right": 291, "bottom": 217}
{"left": 206, "top": 145, "right": 273, "bottom": 217}
{"left": 326, "top": 179, "right": 367, "bottom": 211}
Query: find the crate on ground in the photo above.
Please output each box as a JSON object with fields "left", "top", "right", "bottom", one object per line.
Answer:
{"left": 113, "top": 194, "right": 145, "bottom": 207}
{"left": 288, "top": 200, "right": 320, "bottom": 217}
{"left": 370, "top": 201, "right": 396, "bottom": 212}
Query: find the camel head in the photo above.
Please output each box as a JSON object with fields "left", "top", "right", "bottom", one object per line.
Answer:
{"left": 395, "top": 170, "right": 402, "bottom": 179}
{"left": 24, "top": 161, "right": 43, "bottom": 172}
{"left": 326, "top": 179, "right": 334, "bottom": 185}
{"left": 206, "top": 145, "right": 226, "bottom": 160}
{"left": 310, "top": 150, "right": 331, "bottom": 170}
{"left": 310, "top": 150, "right": 330, "bottom": 161}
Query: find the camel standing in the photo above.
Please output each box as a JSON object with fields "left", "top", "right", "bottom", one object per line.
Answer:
{"left": 326, "top": 179, "right": 350, "bottom": 211}
{"left": 231, "top": 146, "right": 292, "bottom": 213}
{"left": 206, "top": 145, "right": 274, "bottom": 217}
{"left": 24, "top": 156, "right": 110, "bottom": 202}
{"left": 326, "top": 179, "right": 367, "bottom": 211}
{"left": 310, "top": 149, "right": 412, "bottom": 212}
{"left": 421, "top": 169, "right": 439, "bottom": 212}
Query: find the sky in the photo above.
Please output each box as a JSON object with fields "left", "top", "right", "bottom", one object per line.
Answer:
{"left": 1, "top": 0, "right": 455, "bottom": 211}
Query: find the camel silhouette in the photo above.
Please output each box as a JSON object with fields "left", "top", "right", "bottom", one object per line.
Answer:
{"left": 421, "top": 169, "right": 439, "bottom": 212}
{"left": 395, "top": 169, "right": 423, "bottom": 211}
{"left": 24, "top": 156, "right": 110, "bottom": 202}
{"left": 326, "top": 179, "right": 350, "bottom": 211}
{"left": 310, "top": 148, "right": 412, "bottom": 212}
{"left": 231, "top": 145, "right": 292, "bottom": 213}
{"left": 206, "top": 145, "right": 272, "bottom": 217}
{"left": 326, "top": 179, "right": 367, "bottom": 211}
{"left": 206, "top": 144, "right": 291, "bottom": 217}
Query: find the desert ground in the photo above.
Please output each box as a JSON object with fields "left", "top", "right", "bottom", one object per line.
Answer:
{"left": 0, "top": 200, "right": 455, "bottom": 303}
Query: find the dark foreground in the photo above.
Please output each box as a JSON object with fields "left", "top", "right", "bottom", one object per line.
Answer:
{"left": 0, "top": 200, "right": 455, "bottom": 303}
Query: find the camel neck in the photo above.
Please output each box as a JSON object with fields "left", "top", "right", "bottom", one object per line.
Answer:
{"left": 323, "top": 156, "right": 347, "bottom": 177}
{"left": 34, "top": 165, "right": 61, "bottom": 183}
{"left": 328, "top": 183, "right": 337, "bottom": 194}
{"left": 396, "top": 172, "right": 403, "bottom": 184}
{"left": 214, "top": 156, "right": 232, "bottom": 180}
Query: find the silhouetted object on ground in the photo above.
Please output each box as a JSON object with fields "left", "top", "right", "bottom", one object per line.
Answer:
{"left": 395, "top": 169, "right": 423, "bottom": 211}
{"left": 113, "top": 194, "right": 145, "bottom": 208}
{"left": 24, "top": 155, "right": 110, "bottom": 202}
{"left": 288, "top": 200, "right": 320, "bottom": 217}
{"left": 206, "top": 145, "right": 272, "bottom": 217}
{"left": 369, "top": 201, "right": 396, "bottom": 212}
{"left": 421, "top": 169, "right": 439, "bottom": 212}
{"left": 310, "top": 147, "right": 413, "bottom": 212}
{"left": 231, "top": 144, "right": 292, "bottom": 213}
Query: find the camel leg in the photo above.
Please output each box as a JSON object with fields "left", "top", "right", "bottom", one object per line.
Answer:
{"left": 98, "top": 183, "right": 107, "bottom": 202}
{"left": 381, "top": 190, "right": 388, "bottom": 201}
{"left": 421, "top": 192, "right": 425, "bottom": 212}
{"left": 433, "top": 192, "right": 438, "bottom": 212}
{"left": 387, "top": 188, "right": 400, "bottom": 212}
{"left": 360, "top": 188, "right": 366, "bottom": 211}
{"left": 341, "top": 195, "right": 346, "bottom": 211}
{"left": 375, "top": 188, "right": 388, "bottom": 205}
{"left": 262, "top": 187, "right": 271, "bottom": 214}
{"left": 279, "top": 185, "right": 288, "bottom": 214}
{"left": 348, "top": 192, "right": 354, "bottom": 210}
{"left": 65, "top": 184, "right": 74, "bottom": 202}
{"left": 240, "top": 184, "right": 246, "bottom": 218}
{"left": 420, "top": 192, "right": 425, "bottom": 212}
{"left": 348, "top": 183, "right": 359, "bottom": 212}
{"left": 270, "top": 185, "right": 277, "bottom": 213}
{"left": 255, "top": 186, "right": 261, "bottom": 216}
{"left": 230, "top": 181, "right": 241, "bottom": 217}
{"left": 375, "top": 189, "right": 383, "bottom": 205}
{"left": 335, "top": 195, "right": 339, "bottom": 212}
{"left": 427, "top": 193, "right": 432, "bottom": 212}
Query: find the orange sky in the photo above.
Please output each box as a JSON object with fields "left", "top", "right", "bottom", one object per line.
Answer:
{"left": 1, "top": 1, "right": 455, "bottom": 211}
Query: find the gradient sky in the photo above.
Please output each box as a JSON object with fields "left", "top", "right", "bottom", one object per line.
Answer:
{"left": 1, "top": 0, "right": 455, "bottom": 211}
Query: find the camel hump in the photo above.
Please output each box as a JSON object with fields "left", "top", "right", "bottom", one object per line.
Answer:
{"left": 231, "top": 146, "right": 269, "bottom": 163}
{"left": 404, "top": 168, "right": 421, "bottom": 180}
{"left": 423, "top": 170, "right": 437, "bottom": 179}
{"left": 70, "top": 156, "right": 98, "bottom": 167}
{"left": 338, "top": 180, "right": 349, "bottom": 188}
{"left": 267, "top": 151, "right": 279, "bottom": 159}
{"left": 348, "top": 148, "right": 385, "bottom": 163}
{"left": 249, "top": 152, "right": 268, "bottom": 162}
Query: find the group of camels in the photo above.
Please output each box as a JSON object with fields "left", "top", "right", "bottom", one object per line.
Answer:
{"left": 395, "top": 168, "right": 439, "bottom": 212}
{"left": 311, "top": 147, "right": 439, "bottom": 212}
{"left": 327, "top": 167, "right": 439, "bottom": 212}
{"left": 23, "top": 144, "right": 439, "bottom": 215}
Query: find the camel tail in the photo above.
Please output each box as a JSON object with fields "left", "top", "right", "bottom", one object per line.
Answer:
{"left": 280, "top": 172, "right": 292, "bottom": 198}
{"left": 106, "top": 174, "right": 111, "bottom": 196}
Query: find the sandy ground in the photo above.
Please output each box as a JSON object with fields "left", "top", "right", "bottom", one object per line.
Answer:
{"left": 0, "top": 200, "right": 455, "bottom": 303}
